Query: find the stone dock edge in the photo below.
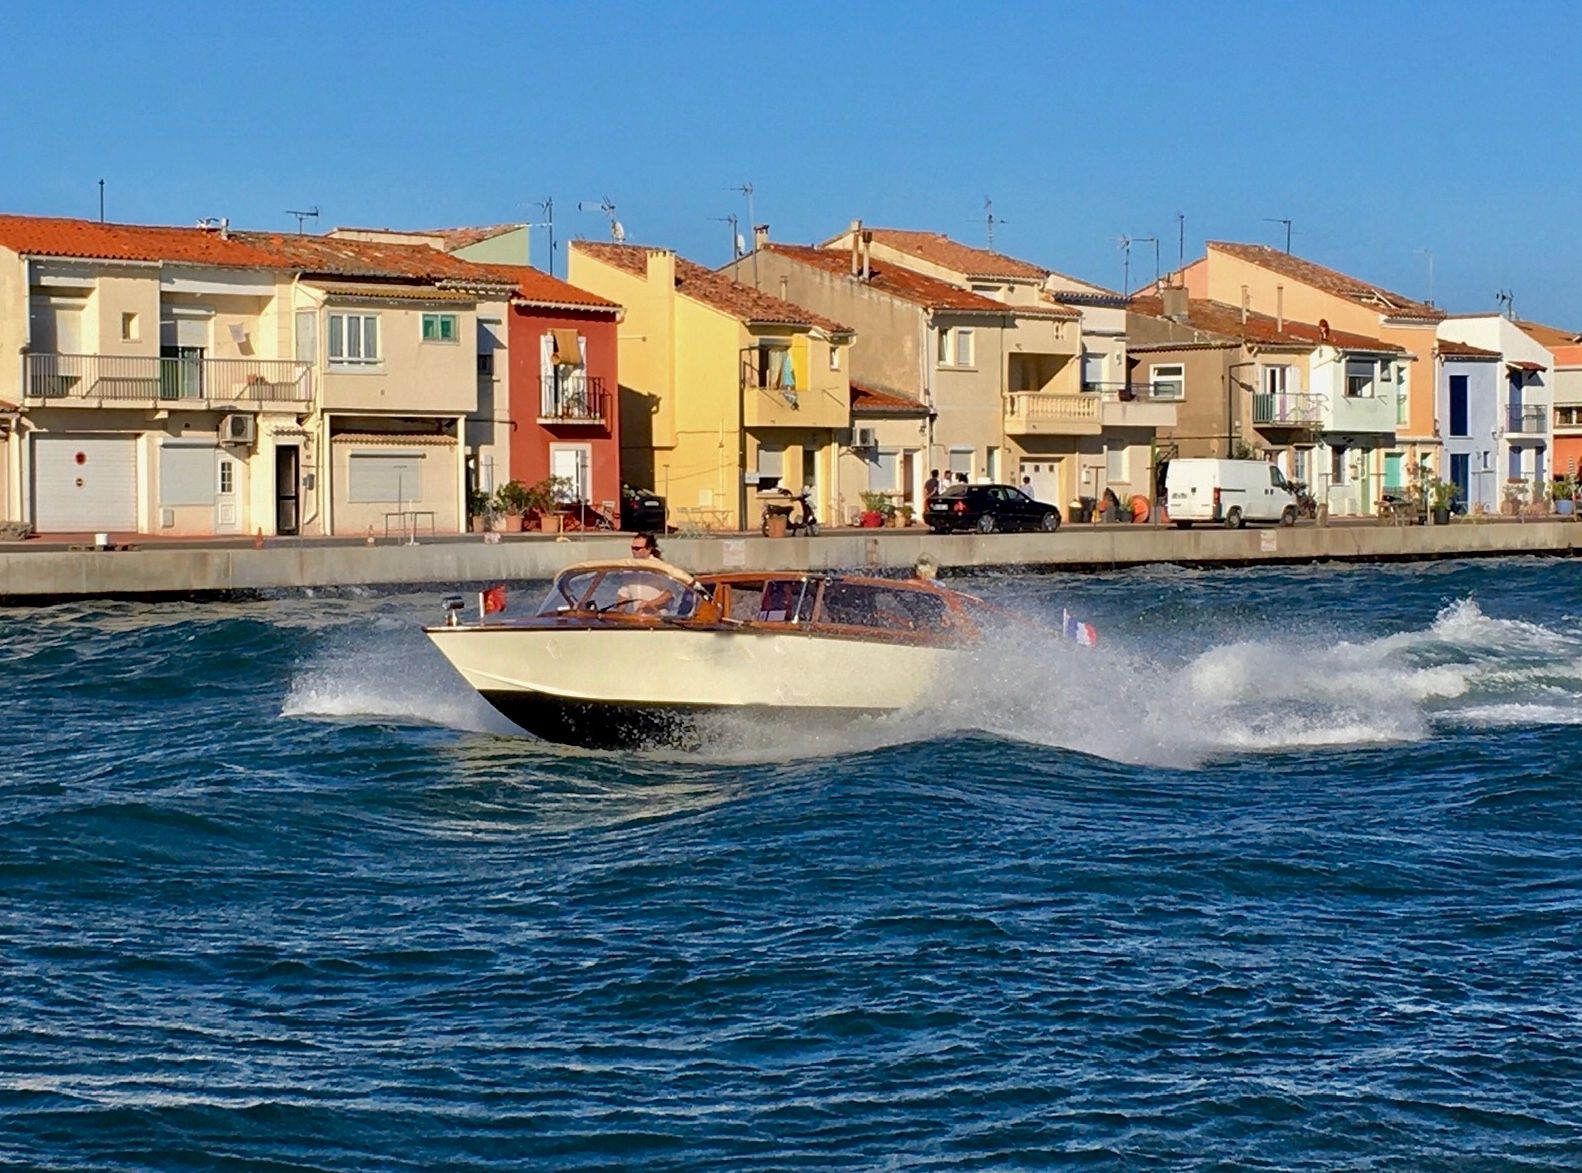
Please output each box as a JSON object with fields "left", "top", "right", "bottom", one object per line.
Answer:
{"left": 1, "top": 522, "right": 1578, "bottom": 605}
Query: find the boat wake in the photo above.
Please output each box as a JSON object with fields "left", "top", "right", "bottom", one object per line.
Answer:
{"left": 281, "top": 596, "right": 1581, "bottom": 770}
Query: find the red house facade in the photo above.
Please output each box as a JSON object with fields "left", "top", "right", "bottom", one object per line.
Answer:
{"left": 489, "top": 266, "right": 623, "bottom": 511}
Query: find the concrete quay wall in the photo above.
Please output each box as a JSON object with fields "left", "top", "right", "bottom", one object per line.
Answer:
{"left": 1, "top": 523, "right": 1578, "bottom": 604}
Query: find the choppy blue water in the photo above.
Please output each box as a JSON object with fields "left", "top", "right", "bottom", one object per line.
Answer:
{"left": 4, "top": 558, "right": 1582, "bottom": 1169}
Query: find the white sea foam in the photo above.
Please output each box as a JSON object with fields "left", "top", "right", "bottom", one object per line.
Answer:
{"left": 283, "top": 595, "right": 1582, "bottom": 768}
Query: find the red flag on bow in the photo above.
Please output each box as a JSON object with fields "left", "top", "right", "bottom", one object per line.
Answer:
{"left": 480, "top": 584, "right": 507, "bottom": 616}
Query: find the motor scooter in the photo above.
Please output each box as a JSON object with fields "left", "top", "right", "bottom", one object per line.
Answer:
{"left": 760, "top": 489, "right": 820, "bottom": 536}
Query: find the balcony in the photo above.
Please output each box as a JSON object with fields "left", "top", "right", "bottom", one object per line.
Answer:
{"left": 1096, "top": 383, "right": 1178, "bottom": 429}
{"left": 1252, "top": 391, "right": 1325, "bottom": 429}
{"left": 1506, "top": 405, "right": 1547, "bottom": 439}
{"left": 24, "top": 354, "right": 312, "bottom": 409}
{"left": 1323, "top": 390, "right": 1396, "bottom": 436}
{"left": 538, "top": 375, "right": 608, "bottom": 426}
{"left": 1004, "top": 390, "right": 1101, "bottom": 435}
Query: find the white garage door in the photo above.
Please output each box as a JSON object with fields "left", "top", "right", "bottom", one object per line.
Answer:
{"left": 34, "top": 436, "right": 138, "bottom": 532}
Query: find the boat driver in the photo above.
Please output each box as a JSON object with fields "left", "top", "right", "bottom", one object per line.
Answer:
{"left": 615, "top": 532, "right": 674, "bottom": 613}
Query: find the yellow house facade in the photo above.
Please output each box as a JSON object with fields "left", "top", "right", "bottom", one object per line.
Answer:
{"left": 569, "top": 242, "right": 852, "bottom": 531}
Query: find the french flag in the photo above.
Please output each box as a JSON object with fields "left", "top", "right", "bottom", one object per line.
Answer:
{"left": 1062, "top": 609, "right": 1098, "bottom": 647}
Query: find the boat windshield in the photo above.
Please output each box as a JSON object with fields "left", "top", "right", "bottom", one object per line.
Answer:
{"left": 535, "top": 567, "right": 700, "bottom": 618}
{"left": 817, "top": 580, "right": 953, "bottom": 632}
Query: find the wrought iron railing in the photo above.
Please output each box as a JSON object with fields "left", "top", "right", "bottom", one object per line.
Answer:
{"left": 1252, "top": 391, "right": 1325, "bottom": 426}
{"left": 25, "top": 354, "right": 311, "bottom": 404}
{"left": 538, "top": 375, "right": 607, "bottom": 423}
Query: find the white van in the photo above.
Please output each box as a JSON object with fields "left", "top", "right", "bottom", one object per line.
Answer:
{"left": 1165, "top": 458, "right": 1299, "bottom": 528}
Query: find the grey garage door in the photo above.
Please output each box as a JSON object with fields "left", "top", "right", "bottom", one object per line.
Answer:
{"left": 33, "top": 435, "right": 138, "bottom": 532}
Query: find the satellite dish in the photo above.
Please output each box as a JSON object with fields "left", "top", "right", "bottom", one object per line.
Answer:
{"left": 612, "top": 220, "right": 626, "bottom": 243}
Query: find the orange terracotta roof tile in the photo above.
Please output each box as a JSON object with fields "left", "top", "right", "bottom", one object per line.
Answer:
{"left": 851, "top": 382, "right": 929, "bottom": 415}
{"left": 858, "top": 229, "right": 1048, "bottom": 281}
{"left": 234, "top": 231, "right": 515, "bottom": 283}
{"left": 575, "top": 242, "right": 851, "bottom": 333}
{"left": 310, "top": 281, "right": 480, "bottom": 303}
{"left": 0, "top": 213, "right": 285, "bottom": 268}
{"left": 761, "top": 244, "right": 1016, "bottom": 314}
{"left": 1551, "top": 344, "right": 1582, "bottom": 367}
{"left": 1206, "top": 242, "right": 1444, "bottom": 321}
{"left": 467, "top": 262, "right": 620, "bottom": 311}
{"left": 417, "top": 223, "right": 527, "bottom": 250}
{"left": 1130, "top": 294, "right": 1404, "bottom": 352}
{"left": 1437, "top": 339, "right": 1502, "bottom": 360}
{"left": 1514, "top": 318, "right": 1582, "bottom": 348}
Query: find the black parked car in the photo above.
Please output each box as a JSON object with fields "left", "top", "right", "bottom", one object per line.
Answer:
{"left": 926, "top": 483, "right": 1062, "bottom": 534}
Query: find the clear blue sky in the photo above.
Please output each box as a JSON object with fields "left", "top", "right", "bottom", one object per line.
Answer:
{"left": 3, "top": 1, "right": 1577, "bottom": 325}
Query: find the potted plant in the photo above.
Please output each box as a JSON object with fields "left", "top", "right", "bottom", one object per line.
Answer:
{"left": 1428, "top": 477, "right": 1457, "bottom": 526}
{"left": 493, "top": 480, "right": 532, "bottom": 530}
{"left": 858, "top": 491, "right": 892, "bottom": 528}
{"left": 894, "top": 504, "right": 915, "bottom": 528}
{"left": 1554, "top": 475, "right": 1578, "bottom": 517}
{"left": 1501, "top": 479, "right": 1527, "bottom": 517}
{"left": 523, "top": 475, "right": 574, "bottom": 532}
{"left": 467, "top": 487, "right": 493, "bottom": 533}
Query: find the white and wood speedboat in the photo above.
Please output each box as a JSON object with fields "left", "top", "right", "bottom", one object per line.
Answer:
{"left": 423, "top": 558, "right": 989, "bottom": 749}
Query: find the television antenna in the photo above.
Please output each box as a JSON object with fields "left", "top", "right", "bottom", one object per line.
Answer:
{"left": 530, "top": 197, "right": 556, "bottom": 275}
{"left": 1495, "top": 288, "right": 1515, "bottom": 319}
{"left": 710, "top": 212, "right": 743, "bottom": 258}
{"left": 1132, "top": 234, "right": 1160, "bottom": 288}
{"left": 728, "top": 181, "right": 757, "bottom": 285}
{"left": 1264, "top": 216, "right": 1293, "bottom": 253}
{"left": 1414, "top": 247, "right": 1434, "bottom": 305}
{"left": 578, "top": 197, "right": 624, "bottom": 242}
{"left": 1117, "top": 234, "right": 1133, "bottom": 295}
{"left": 286, "top": 206, "right": 320, "bottom": 235}
{"left": 976, "top": 197, "right": 1006, "bottom": 249}
{"left": 1175, "top": 211, "right": 1185, "bottom": 268}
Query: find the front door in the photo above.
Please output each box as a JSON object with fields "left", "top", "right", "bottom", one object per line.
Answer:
{"left": 215, "top": 454, "right": 241, "bottom": 533}
{"left": 275, "top": 445, "right": 300, "bottom": 536}
{"left": 1384, "top": 452, "right": 1403, "bottom": 491}
{"left": 1450, "top": 453, "right": 1470, "bottom": 508}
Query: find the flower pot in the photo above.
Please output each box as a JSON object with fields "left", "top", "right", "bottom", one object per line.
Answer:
{"left": 1557, "top": 499, "right": 1575, "bottom": 516}
{"left": 889, "top": 513, "right": 907, "bottom": 528}
{"left": 540, "top": 513, "right": 563, "bottom": 534}
{"left": 860, "top": 512, "right": 885, "bottom": 528}
{"left": 469, "top": 516, "right": 485, "bottom": 533}
{"left": 1431, "top": 507, "right": 1451, "bottom": 526}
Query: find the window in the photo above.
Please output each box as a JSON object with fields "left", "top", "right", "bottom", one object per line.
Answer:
{"left": 477, "top": 318, "right": 503, "bottom": 377}
{"left": 1449, "top": 375, "right": 1469, "bottom": 436}
{"left": 937, "top": 329, "right": 950, "bottom": 366}
{"left": 1082, "top": 351, "right": 1104, "bottom": 390}
{"left": 756, "top": 444, "right": 784, "bottom": 491}
{"left": 121, "top": 312, "right": 139, "bottom": 342}
{"left": 329, "top": 313, "right": 379, "bottom": 365}
{"left": 421, "top": 313, "right": 458, "bottom": 343}
{"left": 870, "top": 448, "right": 899, "bottom": 490}
{"left": 1263, "top": 365, "right": 1290, "bottom": 395}
{"left": 1397, "top": 386, "right": 1409, "bottom": 426}
{"left": 1293, "top": 447, "right": 1310, "bottom": 483}
{"left": 218, "top": 459, "right": 234, "bottom": 495}
{"left": 1345, "top": 358, "right": 1374, "bottom": 398}
{"left": 1151, "top": 363, "right": 1184, "bottom": 399}
{"left": 1106, "top": 444, "right": 1127, "bottom": 483}
{"left": 160, "top": 443, "right": 216, "bottom": 506}
{"left": 948, "top": 447, "right": 973, "bottom": 479}
{"left": 829, "top": 344, "right": 841, "bottom": 371}
{"left": 955, "top": 329, "right": 974, "bottom": 367}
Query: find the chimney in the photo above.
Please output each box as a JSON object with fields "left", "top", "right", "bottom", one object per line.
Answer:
{"left": 861, "top": 230, "right": 872, "bottom": 282}
{"left": 850, "top": 218, "right": 863, "bottom": 276}
{"left": 1240, "top": 285, "right": 1249, "bottom": 326}
{"left": 645, "top": 249, "right": 677, "bottom": 292}
{"left": 779, "top": 276, "right": 788, "bottom": 300}
{"left": 1275, "top": 284, "right": 1284, "bottom": 332}
{"left": 219, "top": 217, "right": 229, "bottom": 239}
{"left": 1162, "top": 285, "right": 1188, "bottom": 322}
{"left": 754, "top": 223, "right": 770, "bottom": 251}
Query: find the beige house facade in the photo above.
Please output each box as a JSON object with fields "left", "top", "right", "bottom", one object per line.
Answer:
{"left": 0, "top": 214, "right": 518, "bottom": 537}
{"left": 823, "top": 225, "right": 1170, "bottom": 511}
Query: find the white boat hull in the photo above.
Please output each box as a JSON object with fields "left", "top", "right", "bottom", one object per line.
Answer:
{"left": 425, "top": 624, "right": 958, "bottom": 748}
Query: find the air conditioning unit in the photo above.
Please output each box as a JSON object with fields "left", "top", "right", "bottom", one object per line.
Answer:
{"left": 855, "top": 427, "right": 878, "bottom": 449}
{"left": 221, "top": 414, "right": 256, "bottom": 444}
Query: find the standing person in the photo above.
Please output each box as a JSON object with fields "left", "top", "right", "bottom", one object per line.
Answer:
{"left": 924, "top": 469, "right": 940, "bottom": 500}
{"left": 1020, "top": 475, "right": 1035, "bottom": 498}
{"left": 956, "top": 472, "right": 969, "bottom": 486}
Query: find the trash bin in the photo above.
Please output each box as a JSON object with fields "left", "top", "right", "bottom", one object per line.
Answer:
{"left": 621, "top": 492, "right": 666, "bottom": 533}
{"left": 1069, "top": 497, "right": 1095, "bottom": 524}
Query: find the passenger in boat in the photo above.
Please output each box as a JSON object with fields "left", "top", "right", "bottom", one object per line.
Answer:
{"left": 913, "top": 553, "right": 939, "bottom": 581}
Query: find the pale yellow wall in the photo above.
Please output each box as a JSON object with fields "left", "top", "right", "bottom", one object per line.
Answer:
{"left": 329, "top": 441, "right": 461, "bottom": 535}
{"left": 569, "top": 248, "right": 677, "bottom": 452}
{"left": 311, "top": 297, "right": 479, "bottom": 415}
{"left": 90, "top": 271, "right": 161, "bottom": 355}
{"left": 931, "top": 313, "right": 1007, "bottom": 478}
{"left": 0, "top": 247, "right": 25, "bottom": 404}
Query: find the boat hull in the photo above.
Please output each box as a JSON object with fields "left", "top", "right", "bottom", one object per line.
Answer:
{"left": 426, "top": 623, "right": 957, "bottom": 749}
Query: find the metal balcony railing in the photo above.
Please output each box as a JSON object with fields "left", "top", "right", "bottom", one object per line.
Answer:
{"left": 1507, "top": 406, "right": 1547, "bottom": 435}
{"left": 1252, "top": 391, "right": 1325, "bottom": 426}
{"left": 1081, "top": 380, "right": 1181, "bottom": 400}
{"left": 25, "top": 353, "right": 312, "bottom": 404}
{"left": 538, "top": 375, "right": 607, "bottom": 424}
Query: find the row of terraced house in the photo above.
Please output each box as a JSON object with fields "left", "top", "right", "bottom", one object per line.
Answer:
{"left": 1, "top": 211, "right": 1578, "bottom": 538}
